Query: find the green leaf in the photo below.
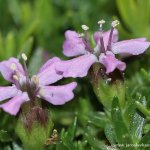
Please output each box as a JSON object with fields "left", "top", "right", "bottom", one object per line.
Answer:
{"left": 135, "top": 101, "right": 150, "bottom": 118}
{"left": 65, "top": 116, "right": 77, "bottom": 141}
{"left": 111, "top": 97, "right": 135, "bottom": 149}
{"left": 88, "top": 112, "right": 110, "bottom": 128}
{"left": 4, "top": 32, "right": 15, "bottom": 58}
{"left": 7, "top": 0, "right": 21, "bottom": 25}
{"left": 129, "top": 97, "right": 146, "bottom": 143}
{"left": 124, "top": 96, "right": 136, "bottom": 124}
{"left": 0, "top": 130, "right": 12, "bottom": 142}
{"left": 104, "top": 124, "right": 116, "bottom": 145}
{"left": 19, "top": 19, "right": 38, "bottom": 47}
{"left": 76, "top": 141, "right": 85, "bottom": 150}
{"left": 19, "top": 37, "right": 34, "bottom": 57}
{"left": 76, "top": 97, "right": 93, "bottom": 125}
{"left": 60, "top": 117, "right": 77, "bottom": 150}
{"left": 84, "top": 126, "right": 108, "bottom": 150}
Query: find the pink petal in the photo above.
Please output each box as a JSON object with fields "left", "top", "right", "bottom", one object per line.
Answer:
{"left": 99, "top": 52, "right": 126, "bottom": 74}
{"left": 94, "top": 29, "right": 118, "bottom": 49}
{"left": 0, "top": 58, "right": 25, "bottom": 82}
{"left": 0, "top": 86, "right": 18, "bottom": 102}
{"left": 37, "top": 69, "right": 63, "bottom": 86}
{"left": 38, "top": 82, "right": 77, "bottom": 105}
{"left": 0, "top": 92, "right": 29, "bottom": 116}
{"left": 38, "top": 57, "right": 61, "bottom": 73}
{"left": 55, "top": 53, "right": 98, "bottom": 78}
{"left": 63, "top": 30, "right": 87, "bottom": 57}
{"left": 37, "top": 57, "right": 63, "bottom": 86}
{"left": 135, "top": 38, "right": 147, "bottom": 41}
{"left": 112, "top": 39, "right": 150, "bottom": 56}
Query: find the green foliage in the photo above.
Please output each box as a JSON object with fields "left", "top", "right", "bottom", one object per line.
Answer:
{"left": 0, "top": 0, "right": 150, "bottom": 149}
{"left": 116, "top": 0, "right": 150, "bottom": 39}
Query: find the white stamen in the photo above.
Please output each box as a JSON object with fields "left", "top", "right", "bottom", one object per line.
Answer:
{"left": 111, "top": 20, "right": 119, "bottom": 28}
{"left": 98, "top": 20, "right": 105, "bottom": 25}
{"left": 13, "top": 75, "right": 19, "bottom": 81}
{"left": 21, "top": 53, "right": 27, "bottom": 61}
{"left": 31, "top": 75, "right": 39, "bottom": 85}
{"left": 98, "top": 20, "right": 105, "bottom": 31}
{"left": 81, "top": 25, "right": 89, "bottom": 31}
{"left": 10, "top": 63, "right": 17, "bottom": 70}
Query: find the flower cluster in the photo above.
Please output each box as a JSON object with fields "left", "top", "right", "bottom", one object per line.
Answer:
{"left": 0, "top": 54, "right": 77, "bottom": 115}
{"left": 55, "top": 20, "right": 150, "bottom": 78}
{"left": 0, "top": 20, "right": 149, "bottom": 116}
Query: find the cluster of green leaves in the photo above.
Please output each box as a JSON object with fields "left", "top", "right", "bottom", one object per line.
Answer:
{"left": 45, "top": 92, "right": 150, "bottom": 150}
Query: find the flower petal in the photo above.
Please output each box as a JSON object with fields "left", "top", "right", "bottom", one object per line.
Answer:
{"left": 37, "top": 58, "right": 63, "bottom": 86}
{"left": 0, "top": 92, "right": 29, "bottom": 116}
{"left": 112, "top": 39, "right": 150, "bottom": 56}
{"left": 99, "top": 52, "right": 126, "bottom": 74}
{"left": 135, "top": 38, "right": 147, "bottom": 41}
{"left": 55, "top": 53, "right": 98, "bottom": 78}
{"left": 39, "top": 82, "right": 77, "bottom": 105}
{"left": 94, "top": 29, "right": 118, "bottom": 49}
{"left": 38, "top": 57, "right": 61, "bottom": 73}
{"left": 63, "top": 30, "right": 87, "bottom": 57}
{"left": 0, "top": 86, "right": 18, "bottom": 102}
{"left": 0, "top": 58, "right": 25, "bottom": 82}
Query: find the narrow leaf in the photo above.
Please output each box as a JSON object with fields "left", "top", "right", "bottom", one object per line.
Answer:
{"left": 111, "top": 97, "right": 135, "bottom": 149}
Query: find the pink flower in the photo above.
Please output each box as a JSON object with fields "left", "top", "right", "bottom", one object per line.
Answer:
{"left": 56, "top": 21, "right": 150, "bottom": 77}
{"left": 0, "top": 55, "right": 77, "bottom": 115}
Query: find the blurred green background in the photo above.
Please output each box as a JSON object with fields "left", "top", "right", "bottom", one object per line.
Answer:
{"left": 1, "top": 0, "right": 150, "bottom": 149}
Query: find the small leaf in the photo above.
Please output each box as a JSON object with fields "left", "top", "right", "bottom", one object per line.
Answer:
{"left": 65, "top": 116, "right": 77, "bottom": 142}
{"left": 60, "top": 117, "right": 77, "bottom": 150}
{"left": 5, "top": 32, "right": 15, "bottom": 58}
{"left": 129, "top": 97, "right": 146, "bottom": 143}
{"left": 7, "top": 0, "right": 21, "bottom": 25}
{"left": 135, "top": 101, "right": 150, "bottom": 118}
{"left": 84, "top": 126, "right": 108, "bottom": 150}
{"left": 111, "top": 97, "right": 135, "bottom": 149}
{"left": 104, "top": 124, "right": 116, "bottom": 144}
{"left": 88, "top": 112, "right": 110, "bottom": 128}
{"left": 19, "top": 37, "right": 34, "bottom": 56}
{"left": 124, "top": 97, "right": 136, "bottom": 124}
